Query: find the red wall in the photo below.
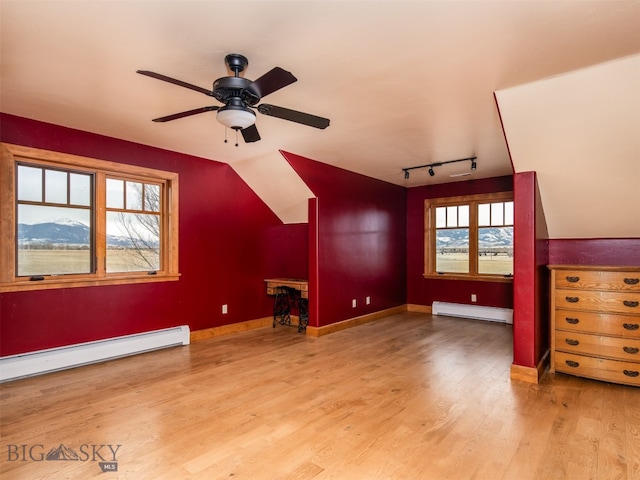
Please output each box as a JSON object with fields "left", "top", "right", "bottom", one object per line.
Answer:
{"left": 0, "top": 114, "right": 303, "bottom": 356}
{"left": 262, "top": 223, "right": 309, "bottom": 280}
{"left": 549, "top": 238, "right": 640, "bottom": 265}
{"left": 406, "top": 176, "right": 514, "bottom": 309}
{"left": 512, "top": 171, "right": 549, "bottom": 368}
{"left": 283, "top": 152, "right": 407, "bottom": 326}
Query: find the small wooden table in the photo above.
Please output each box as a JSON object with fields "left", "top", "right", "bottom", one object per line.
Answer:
{"left": 265, "top": 278, "right": 309, "bottom": 333}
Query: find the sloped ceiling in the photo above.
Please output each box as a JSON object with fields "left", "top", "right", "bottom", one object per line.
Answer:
{"left": 1, "top": 1, "right": 639, "bottom": 228}
{"left": 496, "top": 55, "right": 640, "bottom": 238}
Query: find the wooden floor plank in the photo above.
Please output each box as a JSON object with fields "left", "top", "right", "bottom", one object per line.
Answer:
{"left": 1, "top": 313, "right": 639, "bottom": 479}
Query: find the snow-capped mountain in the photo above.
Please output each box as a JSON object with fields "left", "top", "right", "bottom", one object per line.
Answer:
{"left": 18, "top": 219, "right": 90, "bottom": 245}
{"left": 436, "top": 227, "right": 513, "bottom": 248}
{"left": 17, "top": 219, "right": 140, "bottom": 247}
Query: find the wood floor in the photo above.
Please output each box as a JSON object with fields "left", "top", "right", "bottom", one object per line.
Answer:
{"left": 1, "top": 312, "right": 639, "bottom": 480}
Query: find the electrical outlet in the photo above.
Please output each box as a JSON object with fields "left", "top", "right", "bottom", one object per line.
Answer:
{"left": 222, "top": 304, "right": 228, "bottom": 314}
{"left": 352, "top": 299, "right": 357, "bottom": 308}
{"left": 471, "top": 294, "right": 477, "bottom": 303}
{"left": 366, "top": 296, "right": 371, "bottom": 305}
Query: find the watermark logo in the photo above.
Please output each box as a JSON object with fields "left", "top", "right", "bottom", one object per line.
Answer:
{"left": 5, "top": 443, "right": 121, "bottom": 473}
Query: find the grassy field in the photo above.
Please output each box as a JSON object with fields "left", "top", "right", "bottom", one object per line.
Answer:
{"left": 437, "top": 253, "right": 513, "bottom": 275}
{"left": 17, "top": 249, "right": 159, "bottom": 276}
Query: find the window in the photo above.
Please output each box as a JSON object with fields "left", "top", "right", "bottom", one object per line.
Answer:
{"left": 105, "top": 178, "right": 161, "bottom": 273}
{"left": 1, "top": 143, "right": 179, "bottom": 292}
{"left": 425, "top": 192, "right": 513, "bottom": 281}
{"left": 17, "top": 164, "right": 94, "bottom": 276}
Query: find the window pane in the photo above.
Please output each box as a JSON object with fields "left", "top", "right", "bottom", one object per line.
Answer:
{"left": 478, "top": 226, "right": 513, "bottom": 275}
{"left": 478, "top": 203, "right": 490, "bottom": 227}
{"left": 106, "top": 178, "right": 124, "bottom": 209}
{"left": 45, "top": 169, "right": 67, "bottom": 204}
{"left": 435, "top": 228, "right": 469, "bottom": 273}
{"left": 144, "top": 184, "right": 161, "bottom": 212}
{"left": 17, "top": 204, "right": 91, "bottom": 276}
{"left": 491, "top": 203, "right": 504, "bottom": 226}
{"left": 446, "top": 206, "right": 458, "bottom": 227}
{"left": 106, "top": 211, "right": 160, "bottom": 272}
{"left": 435, "top": 207, "right": 446, "bottom": 228}
{"left": 504, "top": 201, "right": 514, "bottom": 225}
{"left": 70, "top": 173, "right": 91, "bottom": 206}
{"left": 126, "top": 182, "right": 143, "bottom": 210}
{"left": 17, "top": 165, "right": 42, "bottom": 202}
{"left": 458, "top": 205, "right": 469, "bottom": 227}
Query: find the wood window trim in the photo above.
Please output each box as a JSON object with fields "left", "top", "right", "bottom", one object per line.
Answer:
{"left": 0, "top": 143, "right": 180, "bottom": 293}
{"left": 423, "top": 191, "right": 513, "bottom": 283}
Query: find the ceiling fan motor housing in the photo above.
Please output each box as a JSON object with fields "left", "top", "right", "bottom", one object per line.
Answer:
{"left": 212, "top": 76, "right": 260, "bottom": 106}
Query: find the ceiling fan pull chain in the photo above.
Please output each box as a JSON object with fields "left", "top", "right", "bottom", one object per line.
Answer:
{"left": 235, "top": 129, "right": 239, "bottom": 147}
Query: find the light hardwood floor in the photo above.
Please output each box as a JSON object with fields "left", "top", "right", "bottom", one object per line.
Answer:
{"left": 1, "top": 313, "right": 639, "bottom": 479}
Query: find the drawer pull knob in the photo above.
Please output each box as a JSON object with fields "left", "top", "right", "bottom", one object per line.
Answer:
{"left": 623, "top": 278, "right": 639, "bottom": 285}
{"left": 623, "top": 346, "right": 640, "bottom": 354}
{"left": 565, "top": 317, "right": 579, "bottom": 325}
{"left": 565, "top": 339, "right": 580, "bottom": 346}
{"left": 623, "top": 323, "right": 640, "bottom": 331}
{"left": 565, "top": 296, "right": 579, "bottom": 303}
{"left": 623, "top": 370, "right": 639, "bottom": 378}
{"left": 565, "top": 360, "right": 580, "bottom": 368}
{"left": 566, "top": 276, "right": 580, "bottom": 283}
{"left": 623, "top": 300, "right": 639, "bottom": 308}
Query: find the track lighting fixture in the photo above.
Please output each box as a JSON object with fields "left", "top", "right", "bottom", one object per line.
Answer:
{"left": 402, "top": 156, "right": 477, "bottom": 180}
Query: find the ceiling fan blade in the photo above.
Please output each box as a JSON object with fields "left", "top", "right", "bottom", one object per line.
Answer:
{"left": 152, "top": 106, "right": 219, "bottom": 122}
{"left": 241, "top": 124, "right": 261, "bottom": 143}
{"left": 137, "top": 70, "right": 213, "bottom": 97}
{"left": 249, "top": 67, "right": 297, "bottom": 98}
{"left": 257, "top": 104, "right": 330, "bottom": 129}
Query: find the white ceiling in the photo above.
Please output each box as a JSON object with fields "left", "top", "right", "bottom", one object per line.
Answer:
{"left": 1, "top": 1, "right": 639, "bottom": 228}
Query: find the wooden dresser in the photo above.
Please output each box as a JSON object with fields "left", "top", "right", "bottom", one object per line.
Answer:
{"left": 549, "top": 265, "right": 640, "bottom": 387}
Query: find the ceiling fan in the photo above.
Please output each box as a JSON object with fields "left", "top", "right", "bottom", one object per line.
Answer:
{"left": 137, "top": 54, "right": 330, "bottom": 145}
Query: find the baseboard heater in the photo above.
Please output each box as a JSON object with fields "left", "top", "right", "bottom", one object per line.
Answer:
{"left": 432, "top": 301, "right": 513, "bottom": 324}
{"left": 0, "top": 325, "right": 190, "bottom": 383}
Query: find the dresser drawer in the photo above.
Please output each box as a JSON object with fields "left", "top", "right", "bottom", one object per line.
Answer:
{"left": 555, "top": 309, "right": 640, "bottom": 338}
{"left": 555, "top": 289, "right": 640, "bottom": 314}
{"left": 555, "top": 330, "right": 640, "bottom": 361}
{"left": 555, "top": 351, "right": 640, "bottom": 387}
{"left": 555, "top": 270, "right": 640, "bottom": 292}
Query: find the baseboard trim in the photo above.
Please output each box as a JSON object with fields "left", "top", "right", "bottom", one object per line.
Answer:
{"left": 510, "top": 349, "right": 550, "bottom": 384}
{"left": 406, "top": 304, "right": 432, "bottom": 314}
{"left": 190, "top": 317, "right": 273, "bottom": 342}
{"left": 306, "top": 305, "right": 407, "bottom": 337}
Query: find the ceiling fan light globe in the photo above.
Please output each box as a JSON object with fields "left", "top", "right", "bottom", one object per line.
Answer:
{"left": 217, "top": 106, "right": 256, "bottom": 129}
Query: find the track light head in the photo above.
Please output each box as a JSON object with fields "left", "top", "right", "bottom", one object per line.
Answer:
{"left": 404, "top": 170, "right": 410, "bottom": 180}
{"left": 428, "top": 167, "right": 435, "bottom": 177}
{"left": 471, "top": 160, "right": 477, "bottom": 171}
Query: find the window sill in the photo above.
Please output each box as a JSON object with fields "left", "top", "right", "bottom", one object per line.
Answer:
{"left": 0, "top": 273, "right": 181, "bottom": 293}
{"left": 423, "top": 273, "right": 513, "bottom": 283}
